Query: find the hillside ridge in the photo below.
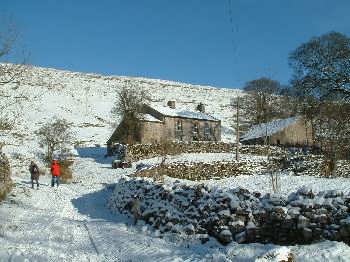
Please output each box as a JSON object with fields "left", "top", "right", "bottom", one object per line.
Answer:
{"left": 11, "top": 63, "right": 239, "bottom": 92}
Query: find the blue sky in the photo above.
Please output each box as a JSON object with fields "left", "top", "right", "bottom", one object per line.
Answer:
{"left": 2, "top": 0, "right": 350, "bottom": 88}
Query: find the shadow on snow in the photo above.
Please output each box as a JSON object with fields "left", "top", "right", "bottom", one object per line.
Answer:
{"left": 75, "top": 146, "right": 114, "bottom": 165}
{"left": 71, "top": 183, "right": 129, "bottom": 224}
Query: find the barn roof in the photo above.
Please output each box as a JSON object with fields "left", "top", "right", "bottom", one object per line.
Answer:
{"left": 240, "top": 116, "right": 300, "bottom": 142}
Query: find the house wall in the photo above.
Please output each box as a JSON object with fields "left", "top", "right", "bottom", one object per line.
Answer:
{"left": 163, "top": 117, "right": 220, "bottom": 142}
{"left": 107, "top": 119, "right": 142, "bottom": 146}
{"left": 270, "top": 118, "right": 313, "bottom": 146}
{"left": 139, "top": 121, "right": 167, "bottom": 144}
{"left": 137, "top": 117, "right": 221, "bottom": 144}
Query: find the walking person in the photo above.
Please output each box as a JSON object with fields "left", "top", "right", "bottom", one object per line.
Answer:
{"left": 29, "top": 160, "right": 40, "bottom": 189}
{"left": 51, "top": 159, "right": 61, "bottom": 187}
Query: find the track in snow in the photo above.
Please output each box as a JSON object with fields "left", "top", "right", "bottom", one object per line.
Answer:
{"left": 0, "top": 156, "right": 222, "bottom": 261}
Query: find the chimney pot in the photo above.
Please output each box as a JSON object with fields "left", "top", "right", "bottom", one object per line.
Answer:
{"left": 167, "top": 100, "right": 176, "bottom": 109}
{"left": 197, "top": 103, "right": 205, "bottom": 113}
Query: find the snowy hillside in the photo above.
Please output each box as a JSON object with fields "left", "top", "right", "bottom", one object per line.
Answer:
{"left": 0, "top": 64, "right": 242, "bottom": 172}
{"left": 1, "top": 65, "right": 350, "bottom": 261}
{"left": 1, "top": 64, "right": 240, "bottom": 145}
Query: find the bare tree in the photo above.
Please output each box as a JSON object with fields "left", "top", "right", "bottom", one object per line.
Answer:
{"left": 230, "top": 96, "right": 241, "bottom": 161}
{"left": 36, "top": 119, "right": 75, "bottom": 162}
{"left": 270, "top": 171, "right": 280, "bottom": 193}
{"left": 0, "top": 18, "right": 29, "bottom": 132}
{"left": 289, "top": 31, "right": 350, "bottom": 101}
{"left": 110, "top": 81, "right": 150, "bottom": 144}
{"left": 243, "top": 77, "right": 282, "bottom": 125}
{"left": 0, "top": 18, "right": 28, "bottom": 86}
{"left": 314, "top": 102, "right": 350, "bottom": 175}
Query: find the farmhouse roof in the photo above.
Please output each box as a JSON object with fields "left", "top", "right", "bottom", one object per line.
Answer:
{"left": 240, "top": 116, "right": 300, "bottom": 142}
{"left": 137, "top": 113, "right": 162, "bottom": 123}
{"left": 150, "top": 104, "right": 220, "bottom": 121}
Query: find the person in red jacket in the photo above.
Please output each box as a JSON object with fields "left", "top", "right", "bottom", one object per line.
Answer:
{"left": 51, "top": 159, "right": 61, "bottom": 187}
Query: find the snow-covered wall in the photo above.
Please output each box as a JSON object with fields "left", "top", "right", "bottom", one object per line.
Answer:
{"left": 134, "top": 159, "right": 272, "bottom": 180}
{"left": 126, "top": 142, "right": 233, "bottom": 162}
{"left": 109, "top": 177, "right": 350, "bottom": 246}
{"left": 125, "top": 143, "right": 288, "bottom": 163}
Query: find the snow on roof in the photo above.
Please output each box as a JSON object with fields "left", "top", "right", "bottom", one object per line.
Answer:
{"left": 150, "top": 104, "right": 219, "bottom": 121}
{"left": 138, "top": 114, "right": 162, "bottom": 123}
{"left": 240, "top": 116, "right": 300, "bottom": 141}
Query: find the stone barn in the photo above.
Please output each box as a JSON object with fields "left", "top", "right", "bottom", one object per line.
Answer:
{"left": 240, "top": 116, "right": 313, "bottom": 147}
{"left": 107, "top": 101, "right": 221, "bottom": 154}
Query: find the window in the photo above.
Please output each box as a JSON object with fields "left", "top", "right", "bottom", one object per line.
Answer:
{"left": 192, "top": 122, "right": 199, "bottom": 141}
{"left": 175, "top": 120, "right": 183, "bottom": 141}
{"left": 204, "top": 122, "right": 210, "bottom": 137}
{"left": 176, "top": 120, "right": 182, "bottom": 131}
{"left": 192, "top": 122, "right": 199, "bottom": 133}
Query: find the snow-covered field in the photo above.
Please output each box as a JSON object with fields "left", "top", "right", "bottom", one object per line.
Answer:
{"left": 0, "top": 65, "right": 350, "bottom": 261}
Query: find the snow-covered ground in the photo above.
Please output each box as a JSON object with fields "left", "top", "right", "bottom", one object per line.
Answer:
{"left": 137, "top": 153, "right": 266, "bottom": 165}
{"left": 1, "top": 151, "right": 350, "bottom": 261}
{"left": 1, "top": 65, "right": 350, "bottom": 261}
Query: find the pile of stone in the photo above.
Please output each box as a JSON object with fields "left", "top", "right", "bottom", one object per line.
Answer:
{"left": 134, "top": 159, "right": 274, "bottom": 181}
{"left": 0, "top": 152, "right": 12, "bottom": 200}
{"left": 109, "top": 177, "right": 350, "bottom": 246}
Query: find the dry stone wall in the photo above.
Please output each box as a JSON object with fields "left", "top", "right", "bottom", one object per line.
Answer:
{"left": 130, "top": 144, "right": 350, "bottom": 180}
{"left": 286, "top": 155, "right": 350, "bottom": 177}
{"left": 109, "top": 177, "right": 350, "bottom": 246}
{"left": 336, "top": 161, "right": 350, "bottom": 177}
{"left": 0, "top": 152, "right": 12, "bottom": 201}
{"left": 134, "top": 160, "right": 275, "bottom": 181}
{"left": 126, "top": 142, "right": 287, "bottom": 162}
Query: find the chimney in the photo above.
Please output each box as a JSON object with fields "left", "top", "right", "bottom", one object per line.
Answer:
{"left": 197, "top": 102, "right": 205, "bottom": 113}
{"left": 167, "top": 100, "right": 176, "bottom": 109}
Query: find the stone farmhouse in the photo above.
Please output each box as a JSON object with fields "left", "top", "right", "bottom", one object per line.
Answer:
{"left": 240, "top": 116, "right": 313, "bottom": 147}
{"left": 107, "top": 101, "right": 221, "bottom": 152}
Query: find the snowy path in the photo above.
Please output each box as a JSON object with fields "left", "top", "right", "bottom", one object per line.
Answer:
{"left": 1, "top": 152, "right": 350, "bottom": 261}
{"left": 0, "top": 164, "right": 113, "bottom": 261}
{"left": 0, "top": 154, "right": 230, "bottom": 261}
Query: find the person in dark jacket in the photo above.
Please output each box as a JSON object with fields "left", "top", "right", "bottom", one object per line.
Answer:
{"left": 29, "top": 161, "right": 40, "bottom": 189}
{"left": 51, "top": 159, "right": 61, "bottom": 187}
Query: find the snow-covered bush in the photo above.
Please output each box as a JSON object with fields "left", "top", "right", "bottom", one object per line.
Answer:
{"left": 0, "top": 116, "right": 14, "bottom": 131}
{"left": 59, "top": 159, "right": 74, "bottom": 184}
{"left": 0, "top": 152, "right": 12, "bottom": 201}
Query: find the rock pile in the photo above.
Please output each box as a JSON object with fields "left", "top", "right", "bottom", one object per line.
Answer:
{"left": 109, "top": 177, "right": 350, "bottom": 246}
{"left": 0, "top": 152, "right": 12, "bottom": 200}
